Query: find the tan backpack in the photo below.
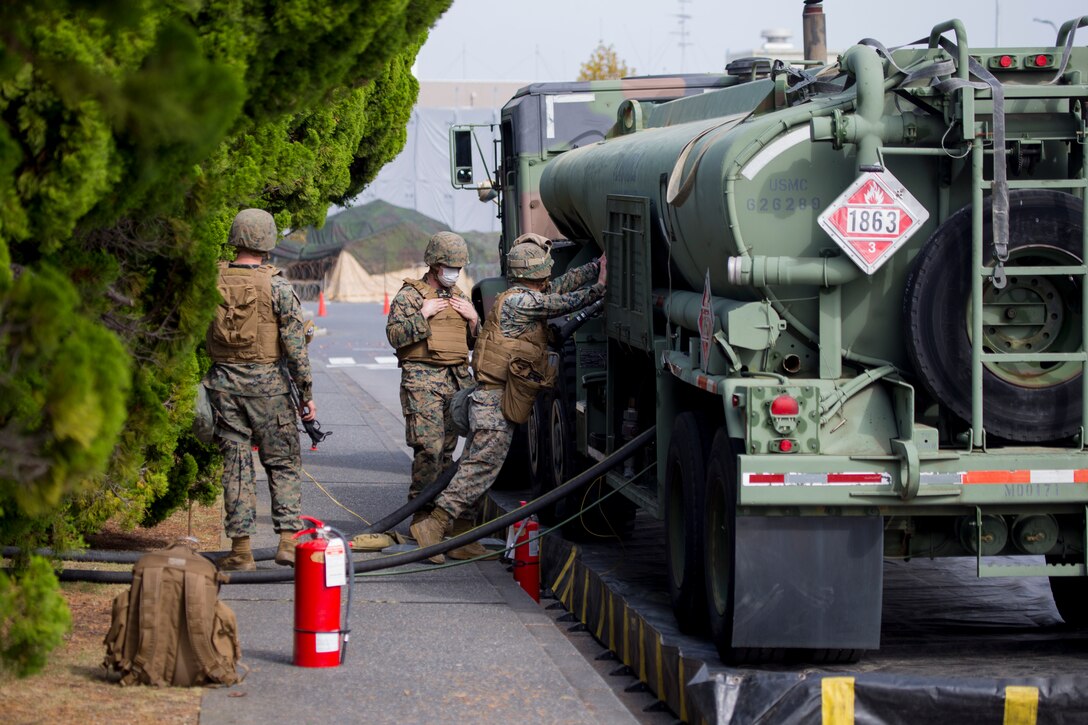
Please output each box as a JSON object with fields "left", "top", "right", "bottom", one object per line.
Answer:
{"left": 103, "top": 540, "right": 242, "bottom": 687}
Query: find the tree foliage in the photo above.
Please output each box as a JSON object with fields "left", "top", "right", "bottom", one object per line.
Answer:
{"left": 577, "top": 43, "right": 635, "bottom": 81}
{"left": 0, "top": 0, "right": 451, "bottom": 675}
{"left": 0, "top": 556, "right": 71, "bottom": 677}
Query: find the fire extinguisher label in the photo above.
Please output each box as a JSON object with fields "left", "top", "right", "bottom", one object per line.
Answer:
{"left": 507, "top": 520, "right": 526, "bottom": 557}
{"left": 314, "top": 632, "right": 340, "bottom": 653}
{"left": 325, "top": 538, "right": 347, "bottom": 588}
{"left": 528, "top": 538, "right": 539, "bottom": 557}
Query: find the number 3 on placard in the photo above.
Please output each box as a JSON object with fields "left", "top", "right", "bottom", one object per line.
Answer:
{"left": 868, "top": 242, "right": 876, "bottom": 253}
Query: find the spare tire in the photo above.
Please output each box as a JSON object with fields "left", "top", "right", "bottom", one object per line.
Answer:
{"left": 904, "top": 190, "right": 1084, "bottom": 442}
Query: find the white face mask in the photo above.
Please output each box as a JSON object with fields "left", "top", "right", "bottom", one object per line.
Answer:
{"left": 437, "top": 266, "right": 460, "bottom": 288}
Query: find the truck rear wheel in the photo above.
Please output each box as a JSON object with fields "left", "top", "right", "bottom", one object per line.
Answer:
{"left": 492, "top": 425, "right": 530, "bottom": 491}
{"left": 703, "top": 429, "right": 780, "bottom": 664}
{"left": 904, "top": 190, "right": 1084, "bottom": 442}
{"left": 526, "top": 396, "right": 553, "bottom": 495}
{"left": 532, "top": 339, "right": 634, "bottom": 539}
{"left": 665, "top": 412, "right": 712, "bottom": 635}
{"left": 1046, "top": 553, "right": 1088, "bottom": 627}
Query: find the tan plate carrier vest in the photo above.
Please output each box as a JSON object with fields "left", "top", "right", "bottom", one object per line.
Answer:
{"left": 473, "top": 288, "right": 548, "bottom": 387}
{"left": 207, "top": 263, "right": 282, "bottom": 364}
{"left": 396, "top": 279, "right": 470, "bottom": 366}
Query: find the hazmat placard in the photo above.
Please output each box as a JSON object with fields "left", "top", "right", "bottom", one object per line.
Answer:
{"left": 817, "top": 170, "right": 929, "bottom": 274}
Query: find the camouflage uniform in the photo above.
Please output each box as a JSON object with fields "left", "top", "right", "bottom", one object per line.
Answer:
{"left": 434, "top": 259, "right": 604, "bottom": 519}
{"left": 204, "top": 268, "right": 312, "bottom": 538}
{"left": 387, "top": 277, "right": 475, "bottom": 498}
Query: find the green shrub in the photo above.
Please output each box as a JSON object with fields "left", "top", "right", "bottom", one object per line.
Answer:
{"left": 0, "top": 556, "right": 72, "bottom": 678}
{"left": 0, "top": 0, "right": 451, "bottom": 675}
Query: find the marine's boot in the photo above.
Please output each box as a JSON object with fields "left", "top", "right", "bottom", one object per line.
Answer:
{"left": 275, "top": 530, "right": 297, "bottom": 567}
{"left": 219, "top": 536, "right": 256, "bottom": 572}
{"left": 409, "top": 507, "right": 451, "bottom": 564}
{"left": 447, "top": 540, "right": 500, "bottom": 561}
{"left": 448, "top": 517, "right": 499, "bottom": 561}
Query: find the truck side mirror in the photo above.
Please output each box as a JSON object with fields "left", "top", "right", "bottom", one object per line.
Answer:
{"left": 452, "top": 129, "right": 473, "bottom": 187}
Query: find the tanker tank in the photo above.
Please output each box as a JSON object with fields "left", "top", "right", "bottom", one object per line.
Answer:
{"left": 452, "top": 7, "right": 1088, "bottom": 666}
{"left": 540, "top": 45, "right": 953, "bottom": 372}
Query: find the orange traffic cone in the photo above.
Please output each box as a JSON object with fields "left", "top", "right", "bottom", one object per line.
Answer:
{"left": 382, "top": 291, "right": 390, "bottom": 315}
{"left": 318, "top": 291, "right": 327, "bottom": 317}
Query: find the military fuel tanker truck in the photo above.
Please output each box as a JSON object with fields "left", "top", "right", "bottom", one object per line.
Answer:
{"left": 451, "top": 7, "right": 1088, "bottom": 663}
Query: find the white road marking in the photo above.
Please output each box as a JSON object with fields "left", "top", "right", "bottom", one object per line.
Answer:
{"left": 361, "top": 359, "right": 398, "bottom": 370}
{"left": 326, "top": 354, "right": 398, "bottom": 370}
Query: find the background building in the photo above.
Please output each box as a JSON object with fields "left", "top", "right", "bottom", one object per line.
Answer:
{"left": 348, "top": 80, "right": 526, "bottom": 235}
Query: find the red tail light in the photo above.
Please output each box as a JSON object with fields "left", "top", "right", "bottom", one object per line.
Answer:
{"left": 770, "top": 394, "right": 799, "bottom": 416}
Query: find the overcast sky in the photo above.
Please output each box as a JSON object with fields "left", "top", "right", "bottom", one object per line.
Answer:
{"left": 414, "top": 0, "right": 1087, "bottom": 82}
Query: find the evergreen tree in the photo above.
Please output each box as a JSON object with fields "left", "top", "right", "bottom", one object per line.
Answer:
{"left": 0, "top": 0, "right": 451, "bottom": 675}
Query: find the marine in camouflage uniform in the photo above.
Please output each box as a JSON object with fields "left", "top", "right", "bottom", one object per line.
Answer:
{"left": 386, "top": 232, "right": 478, "bottom": 502}
{"left": 410, "top": 233, "right": 606, "bottom": 563}
{"left": 203, "top": 208, "right": 316, "bottom": 571}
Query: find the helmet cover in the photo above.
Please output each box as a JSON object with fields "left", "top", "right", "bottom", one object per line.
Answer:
{"left": 506, "top": 233, "right": 553, "bottom": 280}
{"left": 228, "top": 209, "right": 278, "bottom": 251}
{"left": 424, "top": 231, "right": 469, "bottom": 268}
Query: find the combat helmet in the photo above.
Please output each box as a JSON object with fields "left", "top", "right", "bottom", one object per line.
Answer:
{"left": 229, "top": 209, "right": 278, "bottom": 252}
{"left": 424, "top": 231, "right": 469, "bottom": 268}
{"left": 506, "top": 233, "right": 553, "bottom": 280}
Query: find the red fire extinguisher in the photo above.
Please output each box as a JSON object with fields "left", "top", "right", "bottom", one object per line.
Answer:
{"left": 293, "top": 515, "right": 352, "bottom": 667}
{"left": 512, "top": 513, "right": 540, "bottom": 602}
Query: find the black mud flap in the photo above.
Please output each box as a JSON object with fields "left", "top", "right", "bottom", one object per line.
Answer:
{"left": 732, "top": 515, "right": 883, "bottom": 650}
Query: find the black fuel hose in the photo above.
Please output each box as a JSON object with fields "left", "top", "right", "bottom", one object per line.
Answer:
{"left": 356, "top": 461, "right": 457, "bottom": 535}
{"left": 1, "top": 545, "right": 279, "bottom": 565}
{"left": 51, "top": 426, "right": 655, "bottom": 584}
{"left": 555, "top": 299, "right": 603, "bottom": 344}
{"left": 4, "top": 458, "right": 460, "bottom": 567}
{"left": 21, "top": 285, "right": 605, "bottom": 573}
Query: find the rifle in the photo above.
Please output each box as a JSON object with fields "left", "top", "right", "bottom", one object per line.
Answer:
{"left": 290, "top": 381, "right": 331, "bottom": 450}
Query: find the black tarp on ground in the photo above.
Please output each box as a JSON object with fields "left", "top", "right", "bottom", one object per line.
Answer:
{"left": 487, "top": 491, "right": 1088, "bottom": 723}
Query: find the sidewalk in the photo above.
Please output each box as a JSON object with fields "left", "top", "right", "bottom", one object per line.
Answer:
{"left": 200, "top": 363, "right": 637, "bottom": 724}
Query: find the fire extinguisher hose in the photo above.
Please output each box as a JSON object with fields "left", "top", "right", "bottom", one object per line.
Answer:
{"left": 42, "top": 426, "right": 655, "bottom": 584}
{"left": 321, "top": 522, "right": 354, "bottom": 665}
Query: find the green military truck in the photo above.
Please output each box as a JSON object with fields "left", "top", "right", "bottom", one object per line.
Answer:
{"left": 451, "top": 9, "right": 1088, "bottom": 664}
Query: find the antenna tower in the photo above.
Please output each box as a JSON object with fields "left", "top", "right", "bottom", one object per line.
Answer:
{"left": 673, "top": 0, "right": 692, "bottom": 72}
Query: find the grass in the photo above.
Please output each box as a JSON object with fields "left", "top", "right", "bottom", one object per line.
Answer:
{"left": 0, "top": 500, "right": 224, "bottom": 725}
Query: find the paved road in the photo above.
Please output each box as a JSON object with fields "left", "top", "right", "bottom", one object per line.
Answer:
{"left": 200, "top": 302, "right": 659, "bottom": 724}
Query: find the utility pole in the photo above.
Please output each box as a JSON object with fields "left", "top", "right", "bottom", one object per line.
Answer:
{"left": 673, "top": 0, "right": 692, "bottom": 72}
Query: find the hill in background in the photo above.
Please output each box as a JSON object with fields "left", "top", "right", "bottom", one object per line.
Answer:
{"left": 278, "top": 199, "right": 500, "bottom": 279}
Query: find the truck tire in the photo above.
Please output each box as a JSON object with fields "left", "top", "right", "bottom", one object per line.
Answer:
{"left": 1046, "top": 553, "right": 1088, "bottom": 627}
{"left": 665, "top": 412, "right": 712, "bottom": 635}
{"left": 703, "top": 428, "right": 780, "bottom": 664}
{"left": 532, "top": 339, "right": 635, "bottom": 539}
{"left": 904, "top": 190, "right": 1084, "bottom": 442}
{"left": 491, "top": 424, "right": 530, "bottom": 491}
{"left": 526, "top": 395, "right": 553, "bottom": 495}
{"left": 548, "top": 340, "right": 581, "bottom": 493}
